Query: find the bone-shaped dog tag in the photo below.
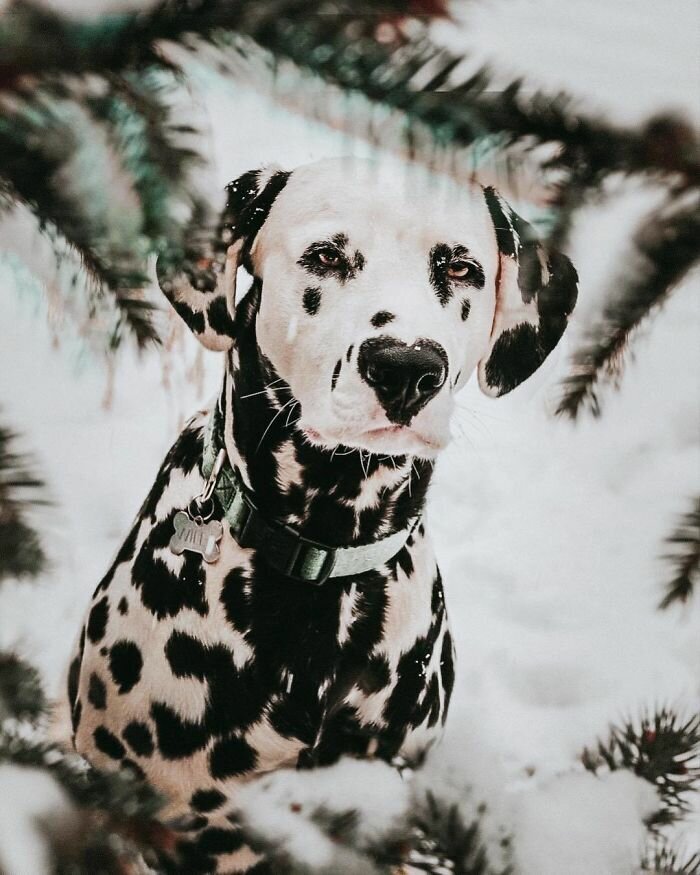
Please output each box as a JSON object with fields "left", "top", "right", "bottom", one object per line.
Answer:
{"left": 170, "top": 511, "right": 223, "bottom": 563}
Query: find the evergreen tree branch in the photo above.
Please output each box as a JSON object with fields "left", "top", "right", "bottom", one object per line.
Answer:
{"left": 0, "top": 419, "right": 46, "bottom": 581}
{"left": 640, "top": 842, "right": 700, "bottom": 875}
{"left": 401, "top": 791, "right": 510, "bottom": 875}
{"left": 0, "top": 0, "right": 418, "bottom": 84}
{"left": 214, "top": 14, "right": 700, "bottom": 188}
{"left": 2, "top": 1, "right": 698, "bottom": 187}
{"left": 556, "top": 197, "right": 700, "bottom": 419}
{"left": 87, "top": 69, "right": 202, "bottom": 241}
{"left": 0, "top": 727, "right": 172, "bottom": 871}
{"left": 0, "top": 95, "right": 160, "bottom": 347}
{"left": 0, "top": 653, "right": 45, "bottom": 721}
{"left": 659, "top": 496, "right": 700, "bottom": 609}
{"left": 582, "top": 708, "right": 700, "bottom": 828}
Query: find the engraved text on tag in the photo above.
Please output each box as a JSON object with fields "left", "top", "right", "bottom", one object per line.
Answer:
{"left": 170, "top": 511, "right": 223, "bottom": 563}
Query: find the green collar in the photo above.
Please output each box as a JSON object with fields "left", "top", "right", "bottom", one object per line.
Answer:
{"left": 202, "top": 412, "right": 420, "bottom": 585}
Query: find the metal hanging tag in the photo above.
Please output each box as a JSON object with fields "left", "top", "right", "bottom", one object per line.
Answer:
{"left": 169, "top": 449, "right": 226, "bottom": 564}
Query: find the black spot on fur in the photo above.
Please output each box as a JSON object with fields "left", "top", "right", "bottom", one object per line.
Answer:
{"left": 331, "top": 359, "right": 341, "bottom": 390}
{"left": 165, "top": 630, "right": 265, "bottom": 734}
{"left": 109, "top": 640, "right": 143, "bottom": 694}
{"left": 117, "top": 597, "right": 128, "bottom": 615}
{"left": 87, "top": 597, "right": 109, "bottom": 643}
{"left": 429, "top": 243, "right": 453, "bottom": 305}
{"left": 132, "top": 516, "right": 208, "bottom": 618}
{"left": 371, "top": 311, "right": 395, "bottom": 328}
{"left": 461, "top": 299, "right": 471, "bottom": 321}
{"left": 94, "top": 725, "right": 126, "bottom": 760}
{"left": 67, "top": 656, "right": 80, "bottom": 710}
{"left": 171, "top": 298, "right": 206, "bottom": 337}
{"left": 484, "top": 186, "right": 516, "bottom": 257}
{"left": 71, "top": 699, "right": 82, "bottom": 733}
{"left": 346, "top": 344, "right": 354, "bottom": 362}
{"left": 209, "top": 734, "right": 257, "bottom": 779}
{"left": 358, "top": 654, "right": 391, "bottom": 694}
{"left": 440, "top": 630, "right": 455, "bottom": 717}
{"left": 123, "top": 721, "right": 154, "bottom": 757}
{"left": 196, "top": 827, "right": 244, "bottom": 855}
{"left": 151, "top": 702, "right": 208, "bottom": 760}
{"left": 173, "top": 837, "right": 216, "bottom": 874}
{"left": 226, "top": 170, "right": 291, "bottom": 270}
{"left": 302, "top": 287, "right": 322, "bottom": 316}
{"left": 220, "top": 567, "right": 252, "bottom": 635}
{"left": 431, "top": 571, "right": 445, "bottom": 615}
{"left": 88, "top": 673, "right": 107, "bottom": 709}
{"left": 383, "top": 618, "right": 443, "bottom": 743}
{"left": 484, "top": 323, "right": 542, "bottom": 395}
{"left": 387, "top": 545, "right": 414, "bottom": 579}
{"left": 191, "top": 789, "right": 227, "bottom": 813}
{"left": 207, "top": 294, "right": 235, "bottom": 338}
{"left": 165, "top": 630, "right": 209, "bottom": 680}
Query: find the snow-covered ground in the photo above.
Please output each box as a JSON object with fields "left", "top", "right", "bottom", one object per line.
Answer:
{"left": 1, "top": 1, "right": 698, "bottom": 872}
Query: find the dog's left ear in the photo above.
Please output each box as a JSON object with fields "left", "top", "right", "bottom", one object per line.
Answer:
{"left": 477, "top": 187, "right": 578, "bottom": 397}
{"left": 156, "top": 166, "right": 290, "bottom": 351}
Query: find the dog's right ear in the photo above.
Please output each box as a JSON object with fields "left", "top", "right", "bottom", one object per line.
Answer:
{"left": 156, "top": 166, "right": 290, "bottom": 351}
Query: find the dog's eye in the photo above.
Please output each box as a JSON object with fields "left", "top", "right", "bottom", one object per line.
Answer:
{"left": 315, "top": 249, "right": 342, "bottom": 267}
{"left": 448, "top": 260, "right": 476, "bottom": 279}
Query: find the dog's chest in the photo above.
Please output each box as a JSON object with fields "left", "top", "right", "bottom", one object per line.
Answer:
{"left": 69, "top": 419, "right": 454, "bottom": 808}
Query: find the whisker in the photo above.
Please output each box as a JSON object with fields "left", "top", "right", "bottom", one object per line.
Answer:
{"left": 285, "top": 401, "right": 300, "bottom": 427}
{"left": 256, "top": 398, "right": 296, "bottom": 453}
{"left": 239, "top": 378, "right": 286, "bottom": 400}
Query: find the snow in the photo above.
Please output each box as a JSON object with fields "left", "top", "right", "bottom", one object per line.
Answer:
{"left": 1, "top": 0, "right": 699, "bottom": 871}
{"left": 0, "top": 764, "right": 74, "bottom": 875}
{"left": 237, "top": 759, "right": 409, "bottom": 870}
{"left": 512, "top": 771, "right": 658, "bottom": 875}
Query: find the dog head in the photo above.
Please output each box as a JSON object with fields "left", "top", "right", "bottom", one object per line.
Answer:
{"left": 159, "top": 159, "right": 577, "bottom": 458}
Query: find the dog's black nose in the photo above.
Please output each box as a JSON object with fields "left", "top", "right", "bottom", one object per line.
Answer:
{"left": 358, "top": 337, "right": 448, "bottom": 424}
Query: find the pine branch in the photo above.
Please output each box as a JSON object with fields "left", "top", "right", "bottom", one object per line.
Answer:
{"left": 0, "top": 419, "right": 46, "bottom": 581}
{"left": 214, "top": 11, "right": 700, "bottom": 189}
{"left": 0, "top": 93, "right": 161, "bottom": 348}
{"left": 582, "top": 708, "right": 700, "bottom": 828}
{"left": 401, "top": 791, "right": 510, "bottom": 875}
{"left": 0, "top": 727, "right": 172, "bottom": 872}
{"left": 238, "top": 762, "right": 507, "bottom": 875}
{"left": 659, "top": 496, "right": 700, "bottom": 609}
{"left": 4, "top": 1, "right": 698, "bottom": 187}
{"left": 0, "top": 0, "right": 422, "bottom": 84}
{"left": 556, "top": 197, "right": 700, "bottom": 419}
{"left": 640, "top": 842, "right": 700, "bottom": 875}
{"left": 0, "top": 652, "right": 45, "bottom": 721}
{"left": 86, "top": 69, "right": 202, "bottom": 241}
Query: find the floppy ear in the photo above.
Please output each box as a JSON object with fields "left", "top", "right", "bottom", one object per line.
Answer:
{"left": 478, "top": 187, "right": 578, "bottom": 397}
{"left": 156, "top": 166, "right": 290, "bottom": 351}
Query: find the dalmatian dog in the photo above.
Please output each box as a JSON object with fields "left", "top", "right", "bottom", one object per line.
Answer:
{"left": 67, "top": 159, "right": 577, "bottom": 873}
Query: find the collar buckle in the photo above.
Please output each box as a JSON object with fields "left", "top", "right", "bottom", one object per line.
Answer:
{"left": 284, "top": 536, "right": 337, "bottom": 586}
